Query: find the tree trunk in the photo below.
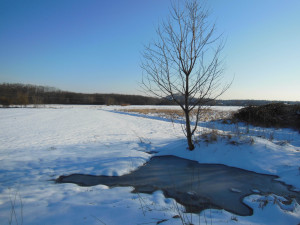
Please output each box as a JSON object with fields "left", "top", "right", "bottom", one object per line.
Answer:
{"left": 185, "top": 110, "right": 195, "bottom": 150}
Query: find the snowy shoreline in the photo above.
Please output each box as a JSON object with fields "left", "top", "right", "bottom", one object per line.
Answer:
{"left": 0, "top": 105, "right": 299, "bottom": 224}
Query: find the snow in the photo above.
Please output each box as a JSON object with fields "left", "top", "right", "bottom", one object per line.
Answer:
{"left": 0, "top": 105, "right": 299, "bottom": 225}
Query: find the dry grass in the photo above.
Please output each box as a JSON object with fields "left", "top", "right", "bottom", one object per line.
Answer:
{"left": 199, "top": 129, "right": 219, "bottom": 143}
{"left": 119, "top": 108, "right": 233, "bottom": 122}
{"left": 121, "top": 108, "right": 187, "bottom": 116}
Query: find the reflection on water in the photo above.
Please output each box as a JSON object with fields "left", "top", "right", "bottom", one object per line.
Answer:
{"left": 56, "top": 155, "right": 299, "bottom": 216}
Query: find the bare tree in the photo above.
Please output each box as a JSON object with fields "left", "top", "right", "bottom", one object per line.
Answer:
{"left": 141, "top": 0, "right": 230, "bottom": 150}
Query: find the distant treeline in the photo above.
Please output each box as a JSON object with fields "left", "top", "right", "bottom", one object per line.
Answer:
{"left": 0, "top": 83, "right": 167, "bottom": 106}
{"left": 0, "top": 83, "right": 299, "bottom": 107}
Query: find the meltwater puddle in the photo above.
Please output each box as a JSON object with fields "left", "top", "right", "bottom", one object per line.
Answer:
{"left": 56, "top": 155, "right": 300, "bottom": 216}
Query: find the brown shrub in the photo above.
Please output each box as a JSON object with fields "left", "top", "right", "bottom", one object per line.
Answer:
{"left": 233, "top": 103, "right": 300, "bottom": 131}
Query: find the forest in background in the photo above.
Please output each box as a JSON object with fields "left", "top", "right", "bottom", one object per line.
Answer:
{"left": 0, "top": 83, "right": 299, "bottom": 107}
{"left": 0, "top": 83, "right": 163, "bottom": 106}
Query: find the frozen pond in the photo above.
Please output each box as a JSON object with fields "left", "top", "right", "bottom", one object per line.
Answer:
{"left": 56, "top": 155, "right": 300, "bottom": 216}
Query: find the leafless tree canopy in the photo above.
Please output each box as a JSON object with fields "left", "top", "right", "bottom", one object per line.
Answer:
{"left": 141, "top": 0, "right": 230, "bottom": 150}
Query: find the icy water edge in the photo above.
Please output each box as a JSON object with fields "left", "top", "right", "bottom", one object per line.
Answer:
{"left": 56, "top": 155, "right": 300, "bottom": 216}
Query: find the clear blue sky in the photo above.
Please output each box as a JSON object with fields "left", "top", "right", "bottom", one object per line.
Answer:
{"left": 0, "top": 0, "right": 299, "bottom": 101}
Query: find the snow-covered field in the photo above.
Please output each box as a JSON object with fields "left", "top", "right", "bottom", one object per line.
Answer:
{"left": 0, "top": 105, "right": 299, "bottom": 225}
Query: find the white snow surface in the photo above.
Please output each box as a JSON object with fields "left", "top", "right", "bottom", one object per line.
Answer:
{"left": 0, "top": 105, "right": 299, "bottom": 225}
